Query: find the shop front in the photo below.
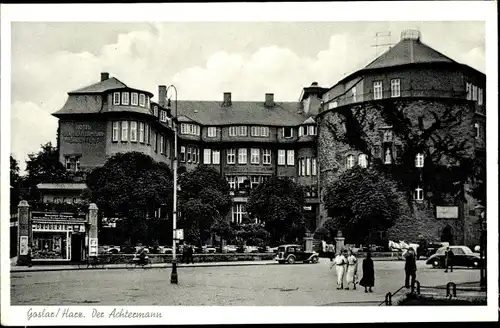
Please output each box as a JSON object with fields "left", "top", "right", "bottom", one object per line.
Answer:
{"left": 31, "top": 212, "right": 87, "bottom": 262}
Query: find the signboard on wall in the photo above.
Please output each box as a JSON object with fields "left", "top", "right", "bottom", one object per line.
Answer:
{"left": 89, "top": 238, "right": 98, "bottom": 256}
{"left": 61, "top": 122, "right": 106, "bottom": 144}
{"left": 436, "top": 206, "right": 459, "bottom": 219}
{"left": 173, "top": 229, "right": 184, "bottom": 240}
{"left": 32, "top": 212, "right": 86, "bottom": 221}
{"left": 19, "top": 236, "right": 29, "bottom": 255}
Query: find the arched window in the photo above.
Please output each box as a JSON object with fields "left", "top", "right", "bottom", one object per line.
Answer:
{"left": 415, "top": 153, "right": 425, "bottom": 167}
{"left": 414, "top": 187, "right": 424, "bottom": 201}
{"left": 346, "top": 155, "right": 355, "bottom": 169}
{"left": 384, "top": 148, "right": 392, "bottom": 164}
{"left": 358, "top": 154, "right": 368, "bottom": 168}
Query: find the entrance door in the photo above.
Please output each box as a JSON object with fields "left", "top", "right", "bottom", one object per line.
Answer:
{"left": 71, "top": 234, "right": 84, "bottom": 261}
{"left": 441, "top": 225, "right": 454, "bottom": 245}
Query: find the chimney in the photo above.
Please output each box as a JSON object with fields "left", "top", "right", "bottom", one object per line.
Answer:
{"left": 158, "top": 85, "right": 167, "bottom": 108}
{"left": 265, "top": 93, "right": 274, "bottom": 107}
{"left": 223, "top": 92, "right": 232, "bottom": 106}
{"left": 100, "top": 72, "right": 109, "bottom": 81}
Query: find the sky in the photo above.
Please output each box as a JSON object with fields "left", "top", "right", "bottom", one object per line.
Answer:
{"left": 9, "top": 21, "right": 485, "bottom": 173}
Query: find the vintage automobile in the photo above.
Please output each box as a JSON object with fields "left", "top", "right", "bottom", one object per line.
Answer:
{"left": 275, "top": 244, "right": 319, "bottom": 264}
{"left": 426, "top": 245, "right": 484, "bottom": 268}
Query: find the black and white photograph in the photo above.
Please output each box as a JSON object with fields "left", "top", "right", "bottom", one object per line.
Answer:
{"left": 1, "top": 2, "right": 498, "bottom": 325}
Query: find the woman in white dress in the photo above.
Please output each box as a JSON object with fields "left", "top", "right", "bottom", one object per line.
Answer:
{"left": 330, "top": 252, "right": 347, "bottom": 289}
{"left": 345, "top": 249, "right": 358, "bottom": 290}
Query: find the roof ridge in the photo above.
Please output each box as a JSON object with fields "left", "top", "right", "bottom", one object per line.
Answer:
{"left": 69, "top": 76, "right": 128, "bottom": 94}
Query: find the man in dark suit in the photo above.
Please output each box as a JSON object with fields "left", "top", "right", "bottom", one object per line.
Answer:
{"left": 404, "top": 247, "right": 417, "bottom": 292}
{"left": 445, "top": 246, "right": 454, "bottom": 273}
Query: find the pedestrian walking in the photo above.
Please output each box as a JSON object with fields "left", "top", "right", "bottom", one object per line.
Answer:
{"left": 345, "top": 249, "right": 358, "bottom": 290}
{"left": 360, "top": 252, "right": 375, "bottom": 293}
{"left": 445, "top": 246, "right": 454, "bottom": 272}
{"left": 185, "top": 245, "right": 194, "bottom": 264}
{"left": 404, "top": 247, "right": 417, "bottom": 292}
{"left": 330, "top": 251, "right": 347, "bottom": 289}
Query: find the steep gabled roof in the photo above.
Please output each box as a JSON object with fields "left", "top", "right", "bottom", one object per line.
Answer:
{"left": 301, "top": 117, "right": 316, "bottom": 125}
{"left": 68, "top": 77, "right": 127, "bottom": 94}
{"left": 175, "top": 100, "right": 305, "bottom": 126}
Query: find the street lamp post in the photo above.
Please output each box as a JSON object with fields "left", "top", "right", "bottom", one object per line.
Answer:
{"left": 166, "top": 85, "right": 178, "bottom": 284}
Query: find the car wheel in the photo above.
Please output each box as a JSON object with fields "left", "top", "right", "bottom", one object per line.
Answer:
{"left": 311, "top": 256, "right": 319, "bottom": 264}
{"left": 287, "top": 256, "right": 296, "bottom": 264}
{"left": 432, "top": 260, "right": 440, "bottom": 268}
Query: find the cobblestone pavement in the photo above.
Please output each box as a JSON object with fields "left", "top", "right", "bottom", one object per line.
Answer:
{"left": 10, "top": 260, "right": 480, "bottom": 306}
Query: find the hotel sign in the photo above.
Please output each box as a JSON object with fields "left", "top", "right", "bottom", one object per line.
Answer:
{"left": 436, "top": 206, "right": 459, "bottom": 219}
{"left": 32, "top": 212, "right": 86, "bottom": 221}
{"left": 61, "top": 123, "right": 106, "bottom": 144}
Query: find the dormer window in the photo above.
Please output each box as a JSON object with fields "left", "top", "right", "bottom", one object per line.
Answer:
{"left": 121, "top": 92, "right": 129, "bottom": 105}
{"left": 131, "top": 92, "right": 139, "bottom": 106}
{"left": 283, "top": 127, "right": 293, "bottom": 138}
{"left": 160, "top": 110, "right": 168, "bottom": 123}
{"left": 139, "top": 94, "right": 146, "bottom": 107}
{"left": 153, "top": 106, "right": 158, "bottom": 118}
{"left": 260, "top": 126, "right": 269, "bottom": 137}
{"left": 181, "top": 123, "right": 200, "bottom": 136}
{"left": 373, "top": 81, "right": 383, "bottom": 100}
{"left": 113, "top": 92, "right": 120, "bottom": 105}
{"left": 308, "top": 125, "right": 316, "bottom": 135}
{"left": 415, "top": 153, "right": 425, "bottom": 167}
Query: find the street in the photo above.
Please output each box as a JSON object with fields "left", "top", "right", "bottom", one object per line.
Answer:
{"left": 11, "top": 260, "right": 480, "bottom": 306}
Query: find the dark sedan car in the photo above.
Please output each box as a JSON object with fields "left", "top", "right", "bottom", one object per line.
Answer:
{"left": 275, "top": 244, "right": 319, "bottom": 264}
{"left": 426, "top": 246, "right": 484, "bottom": 268}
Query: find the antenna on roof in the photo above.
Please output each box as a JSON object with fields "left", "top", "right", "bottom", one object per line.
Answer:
{"left": 371, "top": 32, "right": 395, "bottom": 57}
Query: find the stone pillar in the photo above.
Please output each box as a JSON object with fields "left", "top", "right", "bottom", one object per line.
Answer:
{"left": 304, "top": 232, "right": 314, "bottom": 252}
{"left": 16, "top": 200, "right": 31, "bottom": 266}
{"left": 335, "top": 230, "right": 345, "bottom": 255}
{"left": 88, "top": 203, "right": 99, "bottom": 256}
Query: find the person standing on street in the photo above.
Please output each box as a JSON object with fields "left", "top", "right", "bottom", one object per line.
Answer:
{"left": 185, "top": 245, "right": 194, "bottom": 264}
{"left": 360, "top": 251, "right": 375, "bottom": 293}
{"left": 27, "top": 244, "right": 33, "bottom": 268}
{"left": 445, "top": 246, "right": 454, "bottom": 273}
{"left": 330, "top": 251, "right": 347, "bottom": 290}
{"left": 345, "top": 249, "right": 358, "bottom": 290}
{"left": 404, "top": 247, "right": 417, "bottom": 292}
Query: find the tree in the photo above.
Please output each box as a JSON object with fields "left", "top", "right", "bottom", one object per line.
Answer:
{"left": 10, "top": 155, "right": 21, "bottom": 212}
{"left": 178, "top": 165, "right": 232, "bottom": 247}
{"left": 22, "top": 142, "right": 70, "bottom": 202}
{"left": 323, "top": 166, "right": 404, "bottom": 245}
{"left": 85, "top": 152, "right": 173, "bottom": 245}
{"left": 246, "top": 176, "right": 306, "bottom": 244}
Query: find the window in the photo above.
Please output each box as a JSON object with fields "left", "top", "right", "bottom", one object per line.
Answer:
{"left": 306, "top": 158, "right": 311, "bottom": 176}
{"left": 384, "top": 148, "right": 392, "bottom": 164}
{"left": 237, "top": 176, "right": 247, "bottom": 190}
{"left": 113, "top": 92, "right": 120, "bottom": 105}
{"left": 391, "top": 79, "right": 401, "bottom": 98}
{"left": 472, "top": 85, "right": 478, "bottom": 101}
{"left": 250, "top": 176, "right": 260, "bottom": 189}
{"left": 187, "top": 147, "right": 192, "bottom": 163}
{"left": 180, "top": 146, "right": 186, "bottom": 162}
{"left": 65, "top": 156, "right": 71, "bottom": 170}
{"left": 263, "top": 149, "right": 272, "bottom": 165}
{"left": 131, "top": 92, "right": 138, "bottom": 106}
{"left": 139, "top": 94, "right": 146, "bottom": 107}
{"left": 283, "top": 127, "right": 293, "bottom": 138}
{"left": 207, "top": 127, "right": 217, "bottom": 137}
{"left": 130, "top": 121, "right": 137, "bottom": 142}
{"left": 238, "top": 148, "right": 247, "bottom": 164}
{"left": 146, "top": 97, "right": 150, "bottom": 108}
{"left": 478, "top": 88, "right": 483, "bottom": 105}
{"left": 352, "top": 87, "right": 357, "bottom": 102}
{"left": 358, "top": 154, "right": 368, "bottom": 168}
{"left": 287, "top": 150, "right": 294, "bottom": 166}
{"left": 121, "top": 92, "right": 129, "bottom": 105}
{"left": 414, "top": 187, "right": 424, "bottom": 201}
{"left": 232, "top": 203, "right": 246, "bottom": 224}
{"left": 212, "top": 150, "right": 220, "bottom": 164}
{"left": 474, "top": 123, "right": 480, "bottom": 139}
{"left": 181, "top": 123, "right": 199, "bottom": 135}
{"left": 204, "top": 149, "right": 211, "bottom": 164}
{"left": 328, "top": 101, "right": 338, "bottom": 109}
{"left": 121, "top": 121, "right": 128, "bottom": 141}
{"left": 312, "top": 158, "right": 317, "bottom": 176}
{"left": 300, "top": 159, "right": 306, "bottom": 176}
{"left": 466, "top": 82, "right": 472, "bottom": 100}
{"left": 160, "top": 136, "right": 164, "bottom": 154}
{"left": 299, "top": 126, "right": 304, "bottom": 137}
{"left": 153, "top": 133, "right": 157, "bottom": 152}
{"left": 145, "top": 124, "right": 150, "bottom": 144}
{"left": 373, "top": 81, "right": 383, "bottom": 100}
{"left": 227, "top": 176, "right": 236, "bottom": 190}
{"left": 64, "top": 156, "right": 81, "bottom": 172}
{"left": 415, "top": 153, "right": 425, "bottom": 167}
{"left": 160, "top": 111, "right": 167, "bottom": 123}
{"left": 260, "top": 126, "right": 269, "bottom": 137}
{"left": 194, "top": 148, "right": 200, "bottom": 163}
{"left": 112, "top": 121, "right": 119, "bottom": 141}
{"left": 346, "top": 155, "right": 355, "bottom": 169}
{"left": 229, "top": 126, "right": 237, "bottom": 137}
{"left": 278, "top": 150, "right": 286, "bottom": 165}
{"left": 153, "top": 106, "right": 158, "bottom": 118}
{"left": 308, "top": 125, "right": 316, "bottom": 135}
{"left": 251, "top": 126, "right": 260, "bottom": 137}
{"left": 237, "top": 126, "right": 247, "bottom": 136}
{"left": 139, "top": 122, "right": 145, "bottom": 143}
{"left": 383, "top": 130, "right": 393, "bottom": 142}
{"left": 250, "top": 148, "right": 260, "bottom": 164}
{"left": 227, "top": 149, "right": 236, "bottom": 164}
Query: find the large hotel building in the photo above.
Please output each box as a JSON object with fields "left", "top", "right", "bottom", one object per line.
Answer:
{"left": 30, "top": 30, "right": 485, "bottom": 260}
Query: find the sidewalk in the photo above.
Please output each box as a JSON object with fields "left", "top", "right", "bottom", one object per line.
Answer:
{"left": 11, "top": 260, "right": 278, "bottom": 273}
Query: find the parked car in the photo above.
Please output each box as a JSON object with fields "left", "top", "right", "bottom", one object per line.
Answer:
{"left": 222, "top": 245, "right": 237, "bottom": 253}
{"left": 202, "top": 245, "right": 217, "bottom": 253}
{"left": 275, "top": 244, "right": 319, "bottom": 264}
{"left": 244, "top": 246, "right": 259, "bottom": 253}
{"left": 426, "top": 245, "right": 484, "bottom": 268}
{"left": 107, "top": 245, "right": 121, "bottom": 254}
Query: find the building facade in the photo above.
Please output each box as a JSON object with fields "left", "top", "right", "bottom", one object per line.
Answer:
{"left": 47, "top": 29, "right": 485, "bottom": 247}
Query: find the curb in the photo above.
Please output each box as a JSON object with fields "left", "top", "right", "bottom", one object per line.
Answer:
{"left": 11, "top": 261, "right": 279, "bottom": 273}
